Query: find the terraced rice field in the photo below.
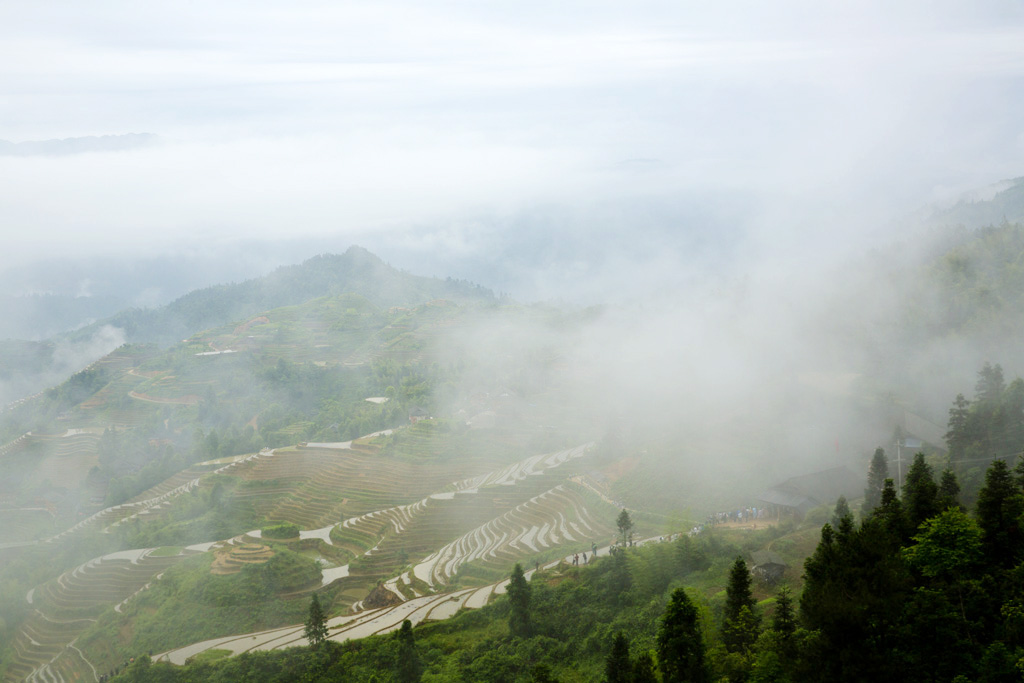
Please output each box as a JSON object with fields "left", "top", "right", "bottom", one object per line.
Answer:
{"left": 154, "top": 542, "right": 622, "bottom": 667}
{"left": 8, "top": 548, "right": 195, "bottom": 683}
{"left": 0, "top": 429, "right": 103, "bottom": 498}
{"left": 7, "top": 436, "right": 616, "bottom": 682}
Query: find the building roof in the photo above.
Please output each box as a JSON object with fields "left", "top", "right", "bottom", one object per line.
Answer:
{"left": 756, "top": 465, "right": 861, "bottom": 512}
{"left": 903, "top": 410, "right": 947, "bottom": 451}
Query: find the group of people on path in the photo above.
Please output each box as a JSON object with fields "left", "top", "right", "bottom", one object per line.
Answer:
{"left": 705, "top": 505, "right": 768, "bottom": 528}
{"left": 571, "top": 541, "right": 597, "bottom": 566}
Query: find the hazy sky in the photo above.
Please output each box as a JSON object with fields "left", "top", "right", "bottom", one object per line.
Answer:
{"left": 2, "top": 1, "right": 1024, "bottom": 271}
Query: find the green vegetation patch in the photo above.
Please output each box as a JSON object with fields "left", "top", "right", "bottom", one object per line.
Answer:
{"left": 78, "top": 548, "right": 323, "bottom": 670}
{"left": 262, "top": 522, "right": 300, "bottom": 539}
{"left": 186, "top": 648, "right": 232, "bottom": 665}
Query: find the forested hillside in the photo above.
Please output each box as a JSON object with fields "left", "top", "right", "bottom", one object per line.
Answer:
{"left": 72, "top": 246, "right": 495, "bottom": 346}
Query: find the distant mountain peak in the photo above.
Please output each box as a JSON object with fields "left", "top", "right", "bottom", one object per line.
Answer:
{"left": 79, "top": 246, "right": 494, "bottom": 346}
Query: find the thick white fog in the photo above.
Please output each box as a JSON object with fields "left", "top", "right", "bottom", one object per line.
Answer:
{"left": 2, "top": 1, "right": 1023, "bottom": 491}
{"left": 2, "top": 1, "right": 1024, "bottom": 265}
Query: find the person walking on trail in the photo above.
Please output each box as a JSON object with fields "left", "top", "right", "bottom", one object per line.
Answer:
{"left": 591, "top": 542, "right": 597, "bottom": 556}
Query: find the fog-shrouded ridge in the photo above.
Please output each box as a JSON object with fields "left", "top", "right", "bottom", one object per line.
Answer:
{"left": 0, "top": 325, "right": 125, "bottom": 408}
{"left": 422, "top": 203, "right": 1024, "bottom": 504}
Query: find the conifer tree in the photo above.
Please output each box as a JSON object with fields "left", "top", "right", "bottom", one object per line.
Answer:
{"left": 507, "top": 563, "right": 532, "bottom": 637}
{"left": 975, "top": 363, "right": 1006, "bottom": 404}
{"left": 902, "top": 453, "right": 939, "bottom": 530}
{"left": 723, "top": 557, "right": 759, "bottom": 653}
{"left": 657, "top": 588, "right": 709, "bottom": 683}
{"left": 864, "top": 448, "right": 889, "bottom": 514}
{"left": 606, "top": 632, "right": 633, "bottom": 683}
{"left": 874, "top": 478, "right": 907, "bottom": 542}
{"left": 304, "top": 594, "right": 328, "bottom": 649}
{"left": 831, "top": 496, "right": 852, "bottom": 528}
{"left": 771, "top": 587, "right": 796, "bottom": 639}
{"left": 617, "top": 509, "right": 635, "bottom": 546}
{"left": 724, "top": 557, "right": 755, "bottom": 623}
{"left": 975, "top": 459, "right": 1024, "bottom": 569}
{"left": 937, "top": 468, "right": 962, "bottom": 510}
{"left": 395, "top": 619, "right": 423, "bottom": 683}
{"left": 633, "top": 651, "right": 658, "bottom": 683}
{"left": 945, "top": 393, "right": 971, "bottom": 463}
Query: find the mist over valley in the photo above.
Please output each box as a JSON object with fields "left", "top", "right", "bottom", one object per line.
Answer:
{"left": 4, "top": 2, "right": 1024, "bottom": 681}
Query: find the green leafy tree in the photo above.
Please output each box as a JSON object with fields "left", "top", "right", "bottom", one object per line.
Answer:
{"left": 676, "top": 535, "right": 711, "bottom": 574}
{"left": 508, "top": 563, "right": 532, "bottom": 637}
{"left": 395, "top": 619, "right": 423, "bottom": 683}
{"left": 617, "top": 509, "right": 635, "bottom": 546}
{"left": 606, "top": 632, "right": 633, "bottom": 683}
{"left": 747, "top": 587, "right": 798, "bottom": 681}
{"left": 605, "top": 545, "right": 633, "bottom": 603}
{"left": 903, "top": 507, "right": 983, "bottom": 580}
{"left": 977, "top": 642, "right": 1018, "bottom": 683}
{"left": 749, "top": 635, "right": 789, "bottom": 683}
{"left": 864, "top": 448, "right": 889, "bottom": 514}
{"left": 531, "top": 663, "right": 557, "bottom": 683}
{"left": 657, "top": 588, "right": 709, "bottom": 683}
{"left": 304, "top": 593, "right": 328, "bottom": 649}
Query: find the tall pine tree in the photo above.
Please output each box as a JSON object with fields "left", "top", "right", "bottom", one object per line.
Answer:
{"left": 507, "top": 563, "right": 532, "bottom": 637}
{"left": 945, "top": 393, "right": 972, "bottom": 463}
{"left": 304, "top": 593, "right": 328, "bottom": 649}
{"left": 937, "top": 468, "right": 962, "bottom": 510}
{"left": 606, "top": 632, "right": 633, "bottom": 683}
{"left": 395, "top": 619, "right": 423, "bottom": 683}
{"left": 657, "top": 588, "right": 709, "bottom": 683}
{"left": 863, "top": 448, "right": 889, "bottom": 515}
{"left": 902, "top": 453, "right": 939, "bottom": 530}
{"left": 975, "top": 363, "right": 1006, "bottom": 405}
{"left": 722, "top": 557, "right": 759, "bottom": 653}
{"left": 975, "top": 459, "right": 1024, "bottom": 570}
{"left": 617, "top": 509, "right": 635, "bottom": 546}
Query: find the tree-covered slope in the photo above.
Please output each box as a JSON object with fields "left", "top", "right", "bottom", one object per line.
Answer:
{"left": 72, "top": 246, "right": 495, "bottom": 346}
{"left": 925, "top": 177, "right": 1024, "bottom": 229}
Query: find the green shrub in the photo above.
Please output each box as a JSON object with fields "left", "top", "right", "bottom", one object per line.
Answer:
{"left": 262, "top": 522, "right": 300, "bottom": 539}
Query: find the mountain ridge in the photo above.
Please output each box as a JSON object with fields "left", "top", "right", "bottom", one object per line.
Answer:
{"left": 70, "top": 246, "right": 496, "bottom": 347}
